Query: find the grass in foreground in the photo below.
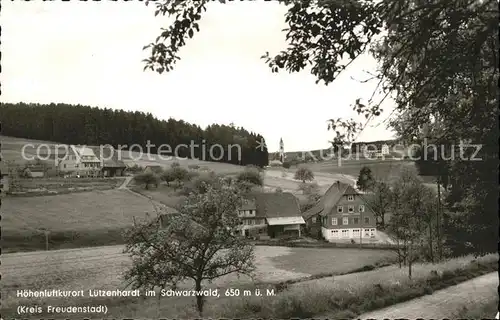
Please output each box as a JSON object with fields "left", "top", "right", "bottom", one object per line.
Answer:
{"left": 453, "top": 299, "right": 499, "bottom": 318}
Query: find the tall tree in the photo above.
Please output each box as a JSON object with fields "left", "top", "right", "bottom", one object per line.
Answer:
{"left": 356, "top": 166, "right": 375, "bottom": 191}
{"left": 123, "top": 178, "right": 255, "bottom": 316}
{"left": 387, "top": 169, "right": 428, "bottom": 278}
{"left": 366, "top": 181, "right": 392, "bottom": 229}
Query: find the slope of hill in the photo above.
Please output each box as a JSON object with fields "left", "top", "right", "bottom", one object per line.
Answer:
{"left": 0, "top": 102, "right": 268, "bottom": 167}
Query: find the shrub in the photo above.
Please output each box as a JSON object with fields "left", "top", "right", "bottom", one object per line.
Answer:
{"left": 179, "top": 173, "right": 217, "bottom": 195}
{"left": 282, "top": 162, "right": 291, "bottom": 169}
{"left": 133, "top": 172, "right": 159, "bottom": 190}
{"left": 170, "top": 161, "right": 181, "bottom": 168}
{"left": 294, "top": 166, "right": 314, "bottom": 183}
{"left": 236, "top": 167, "right": 263, "bottom": 186}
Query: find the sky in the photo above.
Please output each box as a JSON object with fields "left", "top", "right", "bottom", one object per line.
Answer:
{"left": 1, "top": 1, "right": 396, "bottom": 152}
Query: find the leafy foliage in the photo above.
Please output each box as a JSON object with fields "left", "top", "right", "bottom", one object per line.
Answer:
{"left": 294, "top": 166, "right": 314, "bottom": 183}
{"left": 366, "top": 181, "right": 392, "bottom": 228}
{"left": 236, "top": 166, "right": 263, "bottom": 187}
{"left": 123, "top": 178, "right": 255, "bottom": 315}
{"left": 356, "top": 166, "right": 375, "bottom": 191}
{"left": 133, "top": 172, "right": 159, "bottom": 190}
{"left": 387, "top": 169, "right": 438, "bottom": 277}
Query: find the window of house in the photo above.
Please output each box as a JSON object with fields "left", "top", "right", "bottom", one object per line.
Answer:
{"left": 348, "top": 205, "right": 354, "bottom": 213}
{"left": 359, "top": 205, "right": 365, "bottom": 212}
{"left": 347, "top": 195, "right": 354, "bottom": 201}
{"left": 333, "top": 230, "right": 339, "bottom": 236}
{"left": 63, "top": 164, "right": 66, "bottom": 168}
{"left": 364, "top": 228, "right": 370, "bottom": 236}
{"left": 370, "top": 229, "right": 375, "bottom": 236}
{"left": 364, "top": 217, "right": 370, "bottom": 224}
{"left": 332, "top": 218, "right": 338, "bottom": 225}
{"left": 353, "top": 217, "right": 359, "bottom": 224}
{"left": 250, "top": 219, "right": 255, "bottom": 225}
{"left": 342, "top": 217, "right": 348, "bottom": 225}
{"left": 353, "top": 229, "right": 360, "bottom": 235}
{"left": 341, "top": 230, "right": 349, "bottom": 237}
{"left": 312, "top": 217, "right": 317, "bottom": 223}
{"left": 337, "top": 206, "right": 343, "bottom": 213}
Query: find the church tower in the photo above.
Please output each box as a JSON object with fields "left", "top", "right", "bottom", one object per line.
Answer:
{"left": 279, "top": 138, "right": 285, "bottom": 163}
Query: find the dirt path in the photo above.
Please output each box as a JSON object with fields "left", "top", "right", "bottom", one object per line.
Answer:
{"left": 117, "top": 176, "right": 133, "bottom": 189}
{"left": 357, "top": 272, "right": 499, "bottom": 319}
{"left": 117, "top": 175, "right": 177, "bottom": 213}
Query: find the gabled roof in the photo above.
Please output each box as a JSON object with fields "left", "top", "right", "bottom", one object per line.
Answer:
{"left": 89, "top": 146, "right": 126, "bottom": 168}
{"left": 244, "top": 192, "right": 301, "bottom": 218}
{"left": 71, "top": 145, "right": 97, "bottom": 157}
{"left": 240, "top": 199, "right": 256, "bottom": 210}
{"left": 302, "top": 181, "right": 352, "bottom": 218}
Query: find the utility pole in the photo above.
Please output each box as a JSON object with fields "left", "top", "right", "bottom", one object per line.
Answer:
{"left": 436, "top": 178, "right": 442, "bottom": 261}
{"left": 359, "top": 208, "right": 362, "bottom": 248}
{"left": 38, "top": 228, "right": 50, "bottom": 251}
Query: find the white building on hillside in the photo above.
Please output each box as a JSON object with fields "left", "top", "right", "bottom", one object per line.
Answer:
{"left": 57, "top": 145, "right": 102, "bottom": 177}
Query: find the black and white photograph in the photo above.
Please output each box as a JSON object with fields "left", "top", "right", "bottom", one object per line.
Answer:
{"left": 0, "top": 0, "right": 498, "bottom": 318}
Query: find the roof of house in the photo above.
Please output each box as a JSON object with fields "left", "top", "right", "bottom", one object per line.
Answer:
{"left": 302, "top": 181, "right": 354, "bottom": 219}
{"left": 74, "top": 146, "right": 96, "bottom": 157}
{"left": 244, "top": 192, "right": 301, "bottom": 218}
{"left": 240, "top": 199, "right": 256, "bottom": 210}
{"left": 89, "top": 146, "right": 126, "bottom": 168}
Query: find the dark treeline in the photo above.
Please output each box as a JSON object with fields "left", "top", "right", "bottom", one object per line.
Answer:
{"left": 0, "top": 103, "right": 269, "bottom": 167}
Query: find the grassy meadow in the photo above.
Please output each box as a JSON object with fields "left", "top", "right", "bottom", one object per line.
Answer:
{"left": 1, "top": 189, "right": 157, "bottom": 252}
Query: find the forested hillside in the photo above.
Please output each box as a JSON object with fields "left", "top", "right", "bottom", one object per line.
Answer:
{"left": 0, "top": 102, "right": 268, "bottom": 167}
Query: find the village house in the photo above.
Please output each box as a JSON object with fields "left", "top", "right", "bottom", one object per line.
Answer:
{"left": 56, "top": 145, "right": 102, "bottom": 177}
{"left": 359, "top": 144, "right": 391, "bottom": 158}
{"left": 303, "top": 181, "right": 377, "bottom": 242}
{"left": 237, "top": 192, "right": 305, "bottom": 239}
{"left": 89, "top": 146, "right": 127, "bottom": 177}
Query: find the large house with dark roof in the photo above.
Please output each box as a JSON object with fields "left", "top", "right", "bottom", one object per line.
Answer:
{"left": 303, "top": 181, "right": 377, "bottom": 242}
{"left": 237, "top": 192, "right": 305, "bottom": 239}
{"left": 90, "top": 146, "right": 127, "bottom": 177}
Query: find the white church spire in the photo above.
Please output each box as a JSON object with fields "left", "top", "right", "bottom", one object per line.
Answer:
{"left": 279, "top": 138, "right": 285, "bottom": 163}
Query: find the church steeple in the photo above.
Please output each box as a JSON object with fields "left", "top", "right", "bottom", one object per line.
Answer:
{"left": 279, "top": 138, "right": 285, "bottom": 163}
